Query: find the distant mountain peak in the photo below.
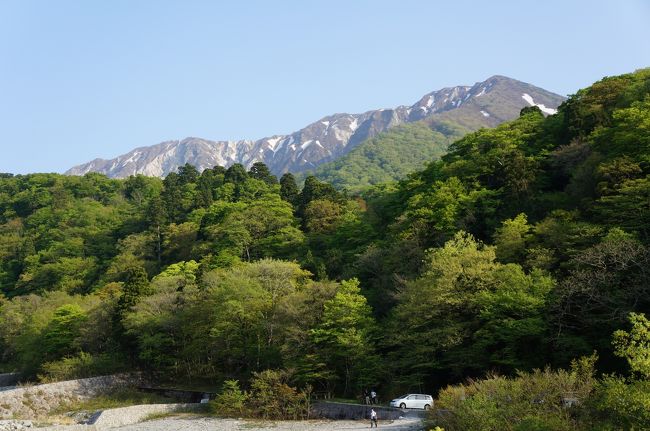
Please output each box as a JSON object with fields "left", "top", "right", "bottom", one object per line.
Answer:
{"left": 66, "top": 75, "right": 565, "bottom": 178}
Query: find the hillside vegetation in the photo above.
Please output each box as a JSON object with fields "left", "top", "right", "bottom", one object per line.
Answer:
{"left": 304, "top": 120, "right": 468, "bottom": 192}
{"left": 1, "top": 68, "right": 650, "bottom": 429}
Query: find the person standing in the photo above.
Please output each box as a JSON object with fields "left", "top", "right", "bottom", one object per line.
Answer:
{"left": 370, "top": 408, "right": 378, "bottom": 428}
{"left": 371, "top": 389, "right": 377, "bottom": 405}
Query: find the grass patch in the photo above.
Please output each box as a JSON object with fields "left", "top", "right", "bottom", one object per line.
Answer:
{"left": 142, "top": 408, "right": 206, "bottom": 422}
{"left": 52, "top": 387, "right": 175, "bottom": 414}
{"left": 32, "top": 416, "right": 78, "bottom": 427}
{"left": 142, "top": 411, "right": 175, "bottom": 422}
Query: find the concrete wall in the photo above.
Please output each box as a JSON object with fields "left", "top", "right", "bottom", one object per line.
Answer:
{"left": 137, "top": 387, "right": 210, "bottom": 403}
{"left": 0, "top": 374, "right": 140, "bottom": 420}
{"left": 0, "top": 374, "right": 21, "bottom": 388}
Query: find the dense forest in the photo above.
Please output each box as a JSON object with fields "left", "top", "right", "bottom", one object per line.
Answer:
{"left": 1, "top": 68, "right": 650, "bottom": 429}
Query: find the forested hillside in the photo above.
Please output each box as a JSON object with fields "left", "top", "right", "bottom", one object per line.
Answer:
{"left": 302, "top": 120, "right": 468, "bottom": 192}
{"left": 1, "top": 68, "right": 650, "bottom": 428}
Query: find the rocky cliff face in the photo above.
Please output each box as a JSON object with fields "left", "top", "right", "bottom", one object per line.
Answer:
{"left": 66, "top": 75, "right": 565, "bottom": 178}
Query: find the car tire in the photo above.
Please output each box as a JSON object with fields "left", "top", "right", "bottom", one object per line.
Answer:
{"left": 400, "top": 403, "right": 406, "bottom": 409}
{"left": 424, "top": 404, "right": 430, "bottom": 410}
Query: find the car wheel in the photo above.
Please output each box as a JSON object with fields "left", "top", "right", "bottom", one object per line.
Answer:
{"left": 400, "top": 403, "right": 406, "bottom": 409}
{"left": 424, "top": 404, "right": 430, "bottom": 410}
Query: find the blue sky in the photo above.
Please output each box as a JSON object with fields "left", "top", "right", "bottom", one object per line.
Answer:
{"left": 1, "top": 0, "right": 649, "bottom": 174}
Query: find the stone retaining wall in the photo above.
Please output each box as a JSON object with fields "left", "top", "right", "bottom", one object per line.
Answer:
{"left": 0, "top": 374, "right": 140, "bottom": 420}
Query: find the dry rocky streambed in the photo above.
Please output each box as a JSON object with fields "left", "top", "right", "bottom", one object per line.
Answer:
{"left": 1, "top": 417, "right": 422, "bottom": 431}
{"left": 112, "top": 417, "right": 422, "bottom": 431}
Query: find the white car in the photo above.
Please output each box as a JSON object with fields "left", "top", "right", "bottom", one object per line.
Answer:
{"left": 389, "top": 393, "right": 433, "bottom": 410}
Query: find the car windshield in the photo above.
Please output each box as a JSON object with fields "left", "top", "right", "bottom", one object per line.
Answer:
{"left": 396, "top": 394, "right": 409, "bottom": 399}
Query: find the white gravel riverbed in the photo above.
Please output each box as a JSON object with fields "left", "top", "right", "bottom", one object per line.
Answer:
{"left": 113, "top": 417, "right": 423, "bottom": 430}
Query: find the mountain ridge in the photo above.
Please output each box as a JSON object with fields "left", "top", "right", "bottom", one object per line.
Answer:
{"left": 66, "top": 75, "right": 565, "bottom": 178}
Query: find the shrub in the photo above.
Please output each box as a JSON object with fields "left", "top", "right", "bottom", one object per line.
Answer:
{"left": 590, "top": 376, "right": 650, "bottom": 429}
{"left": 430, "top": 355, "right": 597, "bottom": 431}
{"left": 612, "top": 312, "right": 650, "bottom": 379}
{"left": 208, "top": 379, "right": 249, "bottom": 417}
{"left": 209, "top": 370, "right": 312, "bottom": 420}
{"left": 38, "top": 351, "right": 127, "bottom": 382}
{"left": 248, "top": 369, "right": 311, "bottom": 420}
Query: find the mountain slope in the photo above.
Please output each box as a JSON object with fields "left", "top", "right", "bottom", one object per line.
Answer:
{"left": 66, "top": 76, "right": 565, "bottom": 178}
{"left": 307, "top": 75, "right": 566, "bottom": 190}
{"left": 304, "top": 120, "right": 468, "bottom": 191}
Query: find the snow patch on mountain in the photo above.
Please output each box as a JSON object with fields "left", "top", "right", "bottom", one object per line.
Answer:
{"left": 522, "top": 93, "right": 558, "bottom": 115}
{"left": 266, "top": 137, "right": 282, "bottom": 150}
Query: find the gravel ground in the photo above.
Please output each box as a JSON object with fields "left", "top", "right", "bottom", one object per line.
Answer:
{"left": 113, "top": 417, "right": 423, "bottom": 431}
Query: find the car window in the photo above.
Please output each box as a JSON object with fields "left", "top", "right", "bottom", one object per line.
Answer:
{"left": 407, "top": 395, "right": 415, "bottom": 400}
